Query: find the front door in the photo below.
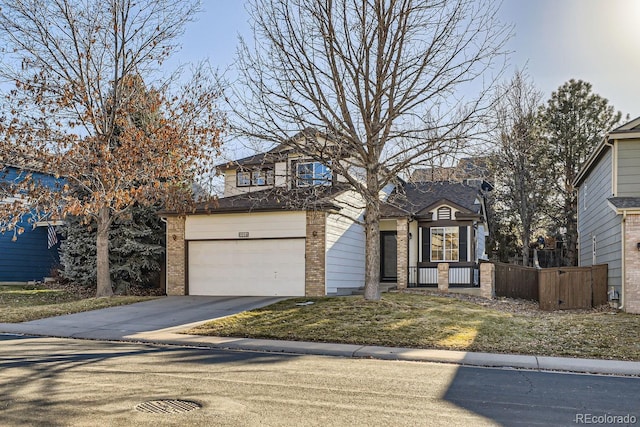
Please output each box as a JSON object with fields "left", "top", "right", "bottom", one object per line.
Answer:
{"left": 380, "top": 231, "right": 398, "bottom": 282}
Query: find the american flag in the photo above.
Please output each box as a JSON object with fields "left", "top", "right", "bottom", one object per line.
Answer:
{"left": 47, "top": 225, "right": 58, "bottom": 249}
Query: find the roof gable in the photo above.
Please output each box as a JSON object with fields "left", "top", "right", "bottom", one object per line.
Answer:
{"left": 383, "top": 181, "right": 482, "bottom": 218}
{"left": 575, "top": 115, "right": 640, "bottom": 187}
{"left": 611, "top": 116, "right": 640, "bottom": 133}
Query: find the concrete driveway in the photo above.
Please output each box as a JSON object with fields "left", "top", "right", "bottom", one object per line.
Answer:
{"left": 0, "top": 296, "right": 284, "bottom": 341}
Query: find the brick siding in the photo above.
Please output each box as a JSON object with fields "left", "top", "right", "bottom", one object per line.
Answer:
{"left": 305, "top": 210, "right": 326, "bottom": 296}
{"left": 624, "top": 214, "right": 640, "bottom": 314}
{"left": 396, "top": 218, "right": 409, "bottom": 289}
{"left": 479, "top": 262, "right": 495, "bottom": 299}
{"left": 437, "top": 263, "right": 449, "bottom": 291}
{"left": 166, "top": 216, "right": 186, "bottom": 296}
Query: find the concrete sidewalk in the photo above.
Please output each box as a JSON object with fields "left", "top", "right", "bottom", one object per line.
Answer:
{"left": 2, "top": 296, "right": 640, "bottom": 377}
{"left": 124, "top": 327, "right": 640, "bottom": 377}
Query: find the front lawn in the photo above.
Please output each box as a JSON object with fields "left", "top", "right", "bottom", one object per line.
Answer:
{"left": 187, "top": 291, "right": 640, "bottom": 361}
{"left": 0, "top": 284, "right": 158, "bottom": 323}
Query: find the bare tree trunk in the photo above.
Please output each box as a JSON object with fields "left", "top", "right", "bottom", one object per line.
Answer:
{"left": 364, "top": 197, "right": 381, "bottom": 301}
{"left": 96, "top": 207, "right": 113, "bottom": 297}
{"left": 565, "top": 199, "right": 578, "bottom": 266}
{"left": 521, "top": 236, "right": 530, "bottom": 267}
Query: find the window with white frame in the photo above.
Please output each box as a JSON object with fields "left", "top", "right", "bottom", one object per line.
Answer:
{"left": 237, "top": 168, "right": 274, "bottom": 187}
{"left": 251, "top": 169, "right": 274, "bottom": 186}
{"left": 296, "top": 161, "right": 332, "bottom": 187}
{"left": 237, "top": 171, "right": 251, "bottom": 187}
{"left": 431, "top": 227, "right": 459, "bottom": 262}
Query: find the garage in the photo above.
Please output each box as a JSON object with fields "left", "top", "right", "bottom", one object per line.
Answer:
{"left": 187, "top": 238, "right": 306, "bottom": 296}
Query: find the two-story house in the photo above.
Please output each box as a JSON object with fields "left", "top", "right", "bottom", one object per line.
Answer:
{"left": 162, "top": 130, "right": 490, "bottom": 297}
{"left": 574, "top": 116, "right": 640, "bottom": 314}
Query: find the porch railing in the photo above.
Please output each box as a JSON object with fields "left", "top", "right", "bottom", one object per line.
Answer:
{"left": 408, "top": 265, "right": 479, "bottom": 287}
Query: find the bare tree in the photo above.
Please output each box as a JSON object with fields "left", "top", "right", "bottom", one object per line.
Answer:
{"left": 231, "top": 0, "right": 510, "bottom": 300}
{"left": 0, "top": 0, "right": 223, "bottom": 297}
{"left": 486, "top": 71, "right": 550, "bottom": 266}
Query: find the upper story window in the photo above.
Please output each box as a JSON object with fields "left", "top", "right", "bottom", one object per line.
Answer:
{"left": 252, "top": 169, "right": 274, "bottom": 186}
{"left": 237, "top": 168, "right": 274, "bottom": 187}
{"left": 296, "top": 161, "right": 332, "bottom": 187}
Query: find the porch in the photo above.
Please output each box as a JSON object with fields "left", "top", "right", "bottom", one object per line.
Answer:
{"left": 408, "top": 265, "right": 480, "bottom": 288}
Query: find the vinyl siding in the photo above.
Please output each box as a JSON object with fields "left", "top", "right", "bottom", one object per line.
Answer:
{"left": 616, "top": 140, "right": 640, "bottom": 197}
{"left": 325, "top": 190, "right": 365, "bottom": 294}
{"left": 0, "top": 167, "right": 62, "bottom": 282}
{"left": 0, "top": 226, "right": 60, "bottom": 282}
{"left": 577, "top": 147, "right": 622, "bottom": 292}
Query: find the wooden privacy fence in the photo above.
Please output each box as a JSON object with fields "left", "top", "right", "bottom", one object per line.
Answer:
{"left": 494, "top": 263, "right": 608, "bottom": 311}
{"left": 494, "top": 263, "right": 539, "bottom": 301}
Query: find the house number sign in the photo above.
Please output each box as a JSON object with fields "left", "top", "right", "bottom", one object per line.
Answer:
{"left": 238, "top": 232, "right": 249, "bottom": 238}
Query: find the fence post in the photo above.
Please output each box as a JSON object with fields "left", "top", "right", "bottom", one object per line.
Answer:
{"left": 437, "top": 263, "right": 449, "bottom": 291}
{"left": 480, "top": 263, "right": 495, "bottom": 299}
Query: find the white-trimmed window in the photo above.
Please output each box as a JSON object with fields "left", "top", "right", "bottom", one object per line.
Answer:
{"left": 237, "top": 171, "right": 251, "bottom": 187}
{"left": 296, "top": 161, "right": 332, "bottom": 187}
{"left": 252, "top": 169, "right": 274, "bottom": 186}
{"left": 431, "top": 227, "right": 459, "bottom": 262}
{"left": 237, "top": 168, "right": 274, "bottom": 187}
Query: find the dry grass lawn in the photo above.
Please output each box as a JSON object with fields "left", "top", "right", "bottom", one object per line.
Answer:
{"left": 187, "top": 291, "right": 640, "bottom": 361}
{"left": 0, "top": 284, "right": 157, "bottom": 323}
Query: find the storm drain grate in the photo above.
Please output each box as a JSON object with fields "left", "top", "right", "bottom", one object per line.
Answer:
{"left": 135, "top": 399, "right": 201, "bottom": 414}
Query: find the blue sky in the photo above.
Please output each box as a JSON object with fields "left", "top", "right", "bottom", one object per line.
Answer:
{"left": 171, "top": 0, "right": 640, "bottom": 119}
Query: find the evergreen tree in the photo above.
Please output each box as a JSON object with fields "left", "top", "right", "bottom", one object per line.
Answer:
{"left": 540, "top": 80, "right": 623, "bottom": 266}
{"left": 59, "top": 204, "right": 165, "bottom": 293}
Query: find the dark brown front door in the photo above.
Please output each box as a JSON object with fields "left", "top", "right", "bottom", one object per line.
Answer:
{"left": 381, "top": 231, "right": 397, "bottom": 282}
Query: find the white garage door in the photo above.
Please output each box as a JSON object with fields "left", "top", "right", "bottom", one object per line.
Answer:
{"left": 188, "top": 239, "right": 306, "bottom": 296}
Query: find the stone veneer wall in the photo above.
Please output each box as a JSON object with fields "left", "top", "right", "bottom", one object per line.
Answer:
{"left": 479, "top": 262, "right": 495, "bottom": 299}
{"left": 437, "top": 263, "right": 449, "bottom": 291}
{"left": 624, "top": 214, "right": 640, "bottom": 314}
{"left": 166, "top": 216, "right": 186, "bottom": 296}
{"left": 396, "top": 218, "right": 409, "bottom": 289}
{"left": 305, "top": 210, "right": 326, "bottom": 296}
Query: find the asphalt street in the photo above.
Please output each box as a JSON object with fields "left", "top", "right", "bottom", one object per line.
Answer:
{"left": 1, "top": 335, "right": 639, "bottom": 427}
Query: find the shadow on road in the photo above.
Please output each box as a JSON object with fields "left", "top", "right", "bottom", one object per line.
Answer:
{"left": 443, "top": 361, "right": 640, "bottom": 426}
{"left": 0, "top": 334, "right": 299, "bottom": 426}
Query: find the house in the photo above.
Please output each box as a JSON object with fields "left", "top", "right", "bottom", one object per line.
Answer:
{"left": 409, "top": 157, "right": 489, "bottom": 185}
{"left": 0, "top": 164, "right": 62, "bottom": 283}
{"left": 162, "top": 132, "right": 490, "bottom": 296}
{"left": 574, "top": 116, "right": 640, "bottom": 313}
{"left": 380, "top": 181, "right": 489, "bottom": 287}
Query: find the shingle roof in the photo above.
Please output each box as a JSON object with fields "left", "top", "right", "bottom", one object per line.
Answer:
{"left": 215, "top": 151, "right": 287, "bottom": 170}
{"left": 608, "top": 197, "right": 640, "bottom": 210}
{"left": 183, "top": 184, "right": 349, "bottom": 215}
{"left": 381, "top": 181, "right": 482, "bottom": 218}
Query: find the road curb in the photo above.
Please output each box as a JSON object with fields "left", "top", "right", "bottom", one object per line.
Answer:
{"left": 125, "top": 332, "right": 640, "bottom": 376}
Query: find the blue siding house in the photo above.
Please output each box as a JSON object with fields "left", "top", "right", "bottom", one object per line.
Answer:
{"left": 0, "top": 165, "right": 62, "bottom": 283}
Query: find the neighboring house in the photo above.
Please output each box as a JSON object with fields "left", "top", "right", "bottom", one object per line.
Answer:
{"left": 0, "top": 164, "right": 62, "bottom": 283}
{"left": 163, "top": 130, "right": 491, "bottom": 297}
{"left": 410, "top": 157, "right": 489, "bottom": 185}
{"left": 574, "top": 116, "right": 640, "bottom": 314}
